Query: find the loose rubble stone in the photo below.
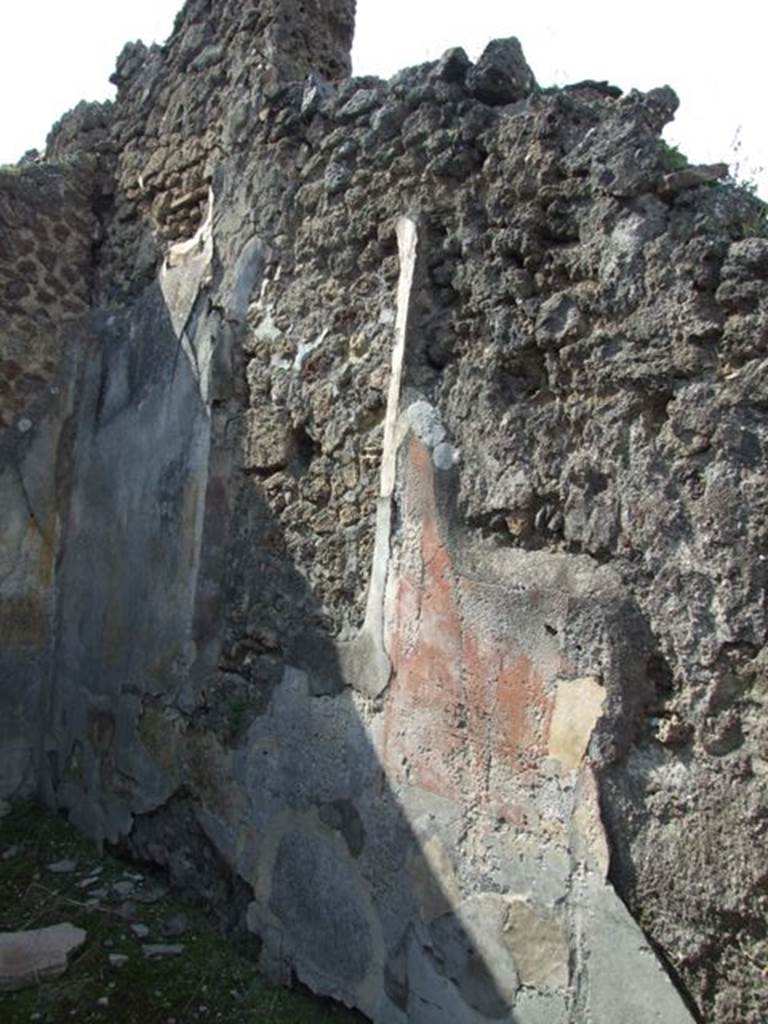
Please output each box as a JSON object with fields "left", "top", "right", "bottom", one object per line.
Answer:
{"left": 78, "top": 873, "right": 103, "bottom": 888}
{"left": 466, "top": 37, "right": 538, "bottom": 104}
{"left": 162, "top": 913, "right": 189, "bottom": 937}
{"left": 658, "top": 162, "right": 729, "bottom": 197}
{"left": 142, "top": 944, "right": 185, "bottom": 958}
{"left": 133, "top": 884, "right": 168, "bottom": 905}
{"left": 46, "top": 859, "right": 77, "bottom": 874}
{"left": 0, "top": 923, "right": 86, "bottom": 991}
{"left": 116, "top": 901, "right": 139, "bottom": 921}
{"left": 433, "top": 47, "right": 471, "bottom": 84}
{"left": 335, "top": 88, "right": 381, "bottom": 122}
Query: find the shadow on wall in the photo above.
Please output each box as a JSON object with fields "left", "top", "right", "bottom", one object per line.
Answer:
{"left": 0, "top": 163, "right": 99, "bottom": 802}
{"left": 37, "top": 287, "right": 518, "bottom": 1023}
{"left": 37, "top": 200, "right": 697, "bottom": 1024}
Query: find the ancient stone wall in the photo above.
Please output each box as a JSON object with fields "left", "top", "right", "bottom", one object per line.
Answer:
{"left": 0, "top": 163, "right": 97, "bottom": 799}
{"left": 45, "top": 0, "right": 356, "bottom": 300}
{"left": 2, "top": 2, "right": 767, "bottom": 1021}
{"left": 0, "top": 164, "right": 95, "bottom": 438}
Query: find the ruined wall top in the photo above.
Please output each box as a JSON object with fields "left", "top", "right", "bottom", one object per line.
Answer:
{"left": 110, "top": 0, "right": 356, "bottom": 94}
{"left": 45, "top": 0, "right": 356, "bottom": 295}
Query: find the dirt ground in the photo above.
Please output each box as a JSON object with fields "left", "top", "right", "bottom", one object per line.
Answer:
{"left": 0, "top": 802, "right": 364, "bottom": 1024}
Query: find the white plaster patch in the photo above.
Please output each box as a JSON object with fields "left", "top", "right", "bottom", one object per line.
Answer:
{"left": 160, "top": 188, "right": 214, "bottom": 340}
{"left": 380, "top": 216, "right": 417, "bottom": 500}
{"left": 548, "top": 675, "right": 605, "bottom": 771}
{"left": 293, "top": 329, "right": 328, "bottom": 375}
{"left": 406, "top": 400, "right": 446, "bottom": 450}
{"left": 433, "top": 442, "right": 459, "bottom": 471}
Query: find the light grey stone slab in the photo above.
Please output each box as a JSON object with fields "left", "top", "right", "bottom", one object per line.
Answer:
{"left": 142, "top": 944, "right": 185, "bottom": 958}
{"left": 0, "top": 923, "right": 86, "bottom": 991}
{"left": 579, "top": 873, "right": 695, "bottom": 1023}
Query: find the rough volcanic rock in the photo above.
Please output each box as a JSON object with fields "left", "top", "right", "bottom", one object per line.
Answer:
{"left": 466, "top": 37, "right": 538, "bottom": 105}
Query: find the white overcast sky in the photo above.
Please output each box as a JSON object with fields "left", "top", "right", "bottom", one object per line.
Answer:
{"left": 1, "top": 1, "right": 766, "bottom": 196}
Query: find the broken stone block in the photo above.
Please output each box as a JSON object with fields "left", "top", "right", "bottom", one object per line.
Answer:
{"left": 502, "top": 898, "right": 569, "bottom": 989}
{"left": 433, "top": 47, "right": 471, "bottom": 85}
{"left": 466, "top": 38, "right": 537, "bottom": 106}
{"left": 244, "top": 408, "right": 292, "bottom": 471}
{"left": 658, "top": 162, "right": 728, "bottom": 197}
{"left": 142, "top": 943, "right": 184, "bottom": 957}
{"left": 0, "top": 923, "right": 86, "bottom": 991}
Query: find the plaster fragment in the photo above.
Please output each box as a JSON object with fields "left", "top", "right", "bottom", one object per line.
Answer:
{"left": 548, "top": 675, "right": 605, "bottom": 771}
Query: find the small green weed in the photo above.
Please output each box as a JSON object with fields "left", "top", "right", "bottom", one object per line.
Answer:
{"left": 660, "top": 140, "right": 689, "bottom": 171}
{"left": 738, "top": 201, "right": 768, "bottom": 239}
{"left": 725, "top": 126, "right": 767, "bottom": 234}
{"left": 719, "top": 171, "right": 768, "bottom": 238}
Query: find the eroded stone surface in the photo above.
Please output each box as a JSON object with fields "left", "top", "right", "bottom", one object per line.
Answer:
{"left": 502, "top": 898, "right": 568, "bottom": 989}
